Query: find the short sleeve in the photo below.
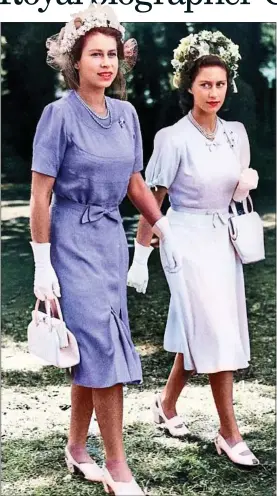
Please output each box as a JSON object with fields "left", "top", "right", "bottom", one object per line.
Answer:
{"left": 31, "top": 103, "right": 67, "bottom": 178}
{"left": 131, "top": 105, "right": 143, "bottom": 173}
{"left": 234, "top": 122, "right": 251, "bottom": 170}
{"left": 145, "top": 128, "right": 180, "bottom": 189}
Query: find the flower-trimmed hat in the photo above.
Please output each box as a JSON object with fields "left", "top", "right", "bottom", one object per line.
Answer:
{"left": 46, "top": 4, "right": 137, "bottom": 75}
{"left": 171, "top": 30, "right": 241, "bottom": 92}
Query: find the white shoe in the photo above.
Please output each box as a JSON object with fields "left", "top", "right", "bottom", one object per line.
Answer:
{"left": 152, "top": 393, "right": 189, "bottom": 437}
{"left": 103, "top": 466, "right": 145, "bottom": 495}
{"left": 65, "top": 446, "right": 104, "bottom": 482}
{"left": 214, "top": 433, "right": 260, "bottom": 467}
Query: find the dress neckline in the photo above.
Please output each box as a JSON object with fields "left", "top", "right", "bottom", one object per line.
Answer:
{"left": 68, "top": 91, "right": 120, "bottom": 135}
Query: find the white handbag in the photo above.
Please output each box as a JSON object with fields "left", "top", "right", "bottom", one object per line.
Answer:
{"left": 228, "top": 196, "right": 265, "bottom": 264}
{"left": 27, "top": 297, "right": 80, "bottom": 368}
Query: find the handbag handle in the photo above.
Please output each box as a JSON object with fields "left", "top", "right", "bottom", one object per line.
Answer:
{"left": 34, "top": 296, "right": 64, "bottom": 326}
{"left": 219, "top": 119, "right": 255, "bottom": 217}
{"left": 230, "top": 196, "right": 254, "bottom": 217}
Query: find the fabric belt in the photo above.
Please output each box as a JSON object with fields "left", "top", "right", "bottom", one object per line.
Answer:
{"left": 170, "top": 205, "right": 230, "bottom": 228}
{"left": 52, "top": 195, "right": 121, "bottom": 224}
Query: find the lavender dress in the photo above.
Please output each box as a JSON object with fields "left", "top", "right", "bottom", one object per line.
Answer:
{"left": 31, "top": 90, "right": 142, "bottom": 388}
{"left": 145, "top": 116, "right": 251, "bottom": 373}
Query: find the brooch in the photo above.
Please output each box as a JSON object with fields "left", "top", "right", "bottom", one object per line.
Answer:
{"left": 223, "top": 130, "right": 235, "bottom": 149}
{"left": 118, "top": 117, "right": 125, "bottom": 128}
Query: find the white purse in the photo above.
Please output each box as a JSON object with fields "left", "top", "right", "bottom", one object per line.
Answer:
{"left": 27, "top": 297, "right": 80, "bottom": 368}
{"left": 228, "top": 196, "right": 265, "bottom": 264}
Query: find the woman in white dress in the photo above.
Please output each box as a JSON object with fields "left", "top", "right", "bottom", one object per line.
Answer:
{"left": 128, "top": 31, "right": 260, "bottom": 467}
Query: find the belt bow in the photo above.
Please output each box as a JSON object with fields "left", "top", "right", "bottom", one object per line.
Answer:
{"left": 81, "top": 205, "right": 120, "bottom": 224}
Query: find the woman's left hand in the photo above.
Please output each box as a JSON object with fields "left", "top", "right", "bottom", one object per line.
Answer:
{"left": 233, "top": 168, "right": 259, "bottom": 202}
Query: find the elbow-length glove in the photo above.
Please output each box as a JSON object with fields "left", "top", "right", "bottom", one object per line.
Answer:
{"left": 127, "top": 240, "right": 154, "bottom": 294}
{"left": 127, "top": 217, "right": 182, "bottom": 294}
{"left": 30, "top": 242, "right": 61, "bottom": 301}
{"left": 233, "top": 168, "right": 259, "bottom": 202}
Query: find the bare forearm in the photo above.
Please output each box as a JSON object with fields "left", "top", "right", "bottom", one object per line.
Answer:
{"left": 30, "top": 194, "right": 51, "bottom": 243}
{"left": 136, "top": 189, "right": 165, "bottom": 246}
{"left": 127, "top": 173, "right": 167, "bottom": 247}
{"left": 129, "top": 181, "right": 162, "bottom": 226}
{"left": 30, "top": 172, "right": 55, "bottom": 243}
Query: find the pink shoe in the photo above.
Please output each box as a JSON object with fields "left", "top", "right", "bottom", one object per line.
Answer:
{"left": 152, "top": 393, "right": 189, "bottom": 437}
{"left": 103, "top": 466, "right": 145, "bottom": 495}
{"left": 214, "top": 433, "right": 260, "bottom": 467}
{"left": 65, "top": 446, "right": 104, "bottom": 482}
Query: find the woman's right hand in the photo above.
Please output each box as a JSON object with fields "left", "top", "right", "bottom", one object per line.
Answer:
{"left": 127, "top": 240, "right": 154, "bottom": 294}
{"left": 30, "top": 242, "right": 61, "bottom": 301}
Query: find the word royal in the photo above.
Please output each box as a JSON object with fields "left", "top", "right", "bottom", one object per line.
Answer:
{"left": 0, "top": 0, "right": 276, "bottom": 14}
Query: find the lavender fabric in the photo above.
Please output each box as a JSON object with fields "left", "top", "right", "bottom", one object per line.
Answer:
{"left": 31, "top": 90, "right": 143, "bottom": 387}
{"left": 145, "top": 116, "right": 250, "bottom": 210}
{"left": 145, "top": 116, "right": 251, "bottom": 373}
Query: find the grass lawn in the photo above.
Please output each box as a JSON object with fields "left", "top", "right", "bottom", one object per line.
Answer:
{"left": 2, "top": 184, "right": 276, "bottom": 496}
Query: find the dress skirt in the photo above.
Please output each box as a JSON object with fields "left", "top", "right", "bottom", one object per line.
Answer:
{"left": 161, "top": 207, "right": 250, "bottom": 373}
{"left": 50, "top": 195, "right": 142, "bottom": 388}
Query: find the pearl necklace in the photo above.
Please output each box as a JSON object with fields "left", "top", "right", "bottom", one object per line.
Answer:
{"left": 188, "top": 110, "right": 218, "bottom": 141}
{"left": 75, "top": 91, "right": 112, "bottom": 129}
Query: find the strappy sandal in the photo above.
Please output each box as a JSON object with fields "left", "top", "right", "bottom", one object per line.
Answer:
{"left": 152, "top": 393, "right": 189, "bottom": 437}
{"left": 65, "top": 446, "right": 104, "bottom": 482}
{"left": 214, "top": 433, "right": 260, "bottom": 466}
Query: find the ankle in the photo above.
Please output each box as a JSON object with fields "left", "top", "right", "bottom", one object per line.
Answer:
{"left": 160, "top": 394, "right": 177, "bottom": 419}
{"left": 106, "top": 459, "right": 132, "bottom": 483}
{"left": 219, "top": 428, "right": 242, "bottom": 445}
{"left": 67, "top": 442, "right": 86, "bottom": 450}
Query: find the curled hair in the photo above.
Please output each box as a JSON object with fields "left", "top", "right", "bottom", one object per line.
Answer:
{"left": 62, "top": 26, "right": 126, "bottom": 99}
{"left": 178, "top": 55, "right": 232, "bottom": 114}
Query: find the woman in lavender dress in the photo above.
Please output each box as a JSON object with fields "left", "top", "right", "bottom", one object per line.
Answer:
{"left": 128, "top": 31, "right": 260, "bottom": 467}
{"left": 29, "top": 6, "right": 181, "bottom": 495}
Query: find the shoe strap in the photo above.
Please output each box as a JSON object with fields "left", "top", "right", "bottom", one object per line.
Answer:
{"left": 166, "top": 416, "right": 186, "bottom": 428}
{"left": 155, "top": 395, "right": 186, "bottom": 428}
{"left": 229, "top": 441, "right": 252, "bottom": 456}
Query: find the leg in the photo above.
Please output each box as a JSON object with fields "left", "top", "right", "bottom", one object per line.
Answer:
{"left": 209, "top": 371, "right": 259, "bottom": 464}
{"left": 67, "top": 384, "right": 94, "bottom": 463}
{"left": 161, "top": 353, "right": 193, "bottom": 419}
{"left": 209, "top": 371, "right": 242, "bottom": 445}
{"left": 93, "top": 383, "right": 131, "bottom": 482}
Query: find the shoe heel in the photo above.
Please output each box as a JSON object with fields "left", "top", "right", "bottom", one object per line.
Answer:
{"left": 103, "top": 481, "right": 112, "bottom": 494}
{"left": 214, "top": 441, "right": 222, "bottom": 455}
{"left": 65, "top": 457, "right": 76, "bottom": 473}
{"left": 153, "top": 409, "right": 163, "bottom": 425}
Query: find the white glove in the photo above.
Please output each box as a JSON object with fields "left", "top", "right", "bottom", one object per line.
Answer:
{"left": 127, "top": 239, "right": 154, "bottom": 294}
{"left": 30, "top": 242, "right": 61, "bottom": 301}
{"left": 233, "top": 168, "right": 259, "bottom": 202}
{"left": 153, "top": 217, "right": 182, "bottom": 273}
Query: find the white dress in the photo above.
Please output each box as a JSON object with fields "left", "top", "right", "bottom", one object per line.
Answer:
{"left": 145, "top": 115, "right": 251, "bottom": 373}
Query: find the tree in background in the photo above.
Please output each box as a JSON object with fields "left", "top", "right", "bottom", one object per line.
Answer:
{"left": 2, "top": 23, "right": 62, "bottom": 182}
{"left": 1, "top": 36, "right": 9, "bottom": 96}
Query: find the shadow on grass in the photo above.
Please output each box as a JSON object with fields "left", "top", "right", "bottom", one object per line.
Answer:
{"left": 2, "top": 367, "right": 69, "bottom": 388}
{"left": 2, "top": 422, "right": 275, "bottom": 496}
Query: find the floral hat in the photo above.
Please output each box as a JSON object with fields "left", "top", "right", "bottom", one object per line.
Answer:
{"left": 46, "top": 4, "right": 137, "bottom": 75}
{"left": 171, "top": 30, "right": 241, "bottom": 93}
